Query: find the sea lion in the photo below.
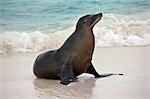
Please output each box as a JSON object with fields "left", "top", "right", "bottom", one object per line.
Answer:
{"left": 33, "top": 13, "right": 123, "bottom": 85}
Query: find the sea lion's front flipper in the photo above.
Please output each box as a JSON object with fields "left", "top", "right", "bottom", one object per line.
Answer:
{"left": 96, "top": 73, "right": 123, "bottom": 78}
{"left": 60, "top": 54, "right": 75, "bottom": 85}
{"left": 86, "top": 63, "right": 123, "bottom": 78}
{"left": 85, "top": 63, "right": 101, "bottom": 78}
{"left": 60, "top": 64, "right": 74, "bottom": 85}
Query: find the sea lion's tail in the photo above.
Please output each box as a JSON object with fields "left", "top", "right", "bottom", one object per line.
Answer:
{"left": 99, "top": 73, "right": 123, "bottom": 77}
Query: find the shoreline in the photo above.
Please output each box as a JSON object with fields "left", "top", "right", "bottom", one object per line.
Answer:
{"left": 0, "top": 46, "right": 150, "bottom": 55}
{"left": 0, "top": 47, "right": 149, "bottom": 99}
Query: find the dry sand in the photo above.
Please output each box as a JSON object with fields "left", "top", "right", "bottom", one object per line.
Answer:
{"left": 0, "top": 47, "right": 149, "bottom": 99}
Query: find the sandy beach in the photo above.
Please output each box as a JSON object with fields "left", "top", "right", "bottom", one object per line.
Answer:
{"left": 0, "top": 47, "right": 149, "bottom": 99}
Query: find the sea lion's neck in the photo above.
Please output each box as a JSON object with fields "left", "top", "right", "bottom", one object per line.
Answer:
{"left": 75, "top": 27, "right": 93, "bottom": 35}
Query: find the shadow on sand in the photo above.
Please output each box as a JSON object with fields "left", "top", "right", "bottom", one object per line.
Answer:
{"left": 32, "top": 76, "right": 97, "bottom": 99}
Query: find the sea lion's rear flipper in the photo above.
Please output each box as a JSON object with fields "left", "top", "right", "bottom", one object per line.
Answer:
{"left": 86, "top": 63, "right": 123, "bottom": 78}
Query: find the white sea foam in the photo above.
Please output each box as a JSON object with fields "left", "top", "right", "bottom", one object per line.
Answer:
{"left": 0, "top": 14, "right": 150, "bottom": 54}
{"left": 94, "top": 13, "right": 150, "bottom": 46}
{"left": 0, "top": 30, "right": 72, "bottom": 54}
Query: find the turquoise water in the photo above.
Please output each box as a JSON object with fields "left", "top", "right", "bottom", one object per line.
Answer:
{"left": 1, "top": 0, "right": 150, "bottom": 32}
{"left": 0, "top": 0, "right": 150, "bottom": 53}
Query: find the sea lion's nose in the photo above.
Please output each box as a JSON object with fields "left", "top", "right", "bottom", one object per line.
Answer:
{"left": 97, "top": 13, "right": 102, "bottom": 16}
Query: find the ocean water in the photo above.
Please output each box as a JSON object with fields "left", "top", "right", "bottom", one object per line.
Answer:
{"left": 0, "top": 0, "right": 150, "bottom": 53}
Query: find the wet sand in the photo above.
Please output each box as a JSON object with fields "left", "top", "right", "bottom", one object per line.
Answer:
{"left": 0, "top": 47, "right": 149, "bottom": 99}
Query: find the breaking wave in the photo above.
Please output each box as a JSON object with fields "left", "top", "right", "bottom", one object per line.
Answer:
{"left": 0, "top": 13, "right": 150, "bottom": 54}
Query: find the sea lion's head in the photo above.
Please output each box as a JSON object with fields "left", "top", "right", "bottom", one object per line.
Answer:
{"left": 76, "top": 13, "right": 102, "bottom": 30}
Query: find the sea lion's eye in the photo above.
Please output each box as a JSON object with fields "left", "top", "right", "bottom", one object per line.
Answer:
{"left": 83, "top": 20, "right": 87, "bottom": 23}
